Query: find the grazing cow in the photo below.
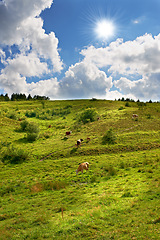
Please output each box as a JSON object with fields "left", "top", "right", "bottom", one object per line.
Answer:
{"left": 66, "top": 131, "right": 72, "bottom": 136}
{"left": 76, "top": 162, "right": 89, "bottom": 175}
{"left": 86, "top": 137, "right": 91, "bottom": 142}
{"left": 77, "top": 139, "right": 83, "bottom": 147}
{"left": 132, "top": 114, "right": 138, "bottom": 119}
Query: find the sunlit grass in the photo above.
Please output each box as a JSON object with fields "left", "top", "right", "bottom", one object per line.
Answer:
{"left": 0, "top": 100, "right": 160, "bottom": 239}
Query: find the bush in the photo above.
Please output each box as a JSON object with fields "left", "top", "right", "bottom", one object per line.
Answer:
{"left": 78, "top": 108, "right": 97, "bottom": 124}
{"left": 125, "top": 102, "right": 131, "bottom": 107}
{"left": 102, "top": 128, "right": 117, "bottom": 144}
{"left": 7, "top": 112, "right": 17, "bottom": 120}
{"left": 118, "top": 106, "right": 124, "bottom": 110}
{"left": 103, "top": 165, "right": 117, "bottom": 176}
{"left": 1, "top": 145, "right": 29, "bottom": 164}
{"left": 25, "top": 111, "right": 37, "bottom": 118}
{"left": 20, "top": 120, "right": 29, "bottom": 131}
{"left": 26, "top": 122, "right": 40, "bottom": 141}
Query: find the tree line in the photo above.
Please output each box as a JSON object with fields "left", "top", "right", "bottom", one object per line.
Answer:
{"left": 0, "top": 93, "right": 50, "bottom": 101}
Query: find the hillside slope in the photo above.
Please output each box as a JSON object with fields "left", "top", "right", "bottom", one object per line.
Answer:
{"left": 0, "top": 100, "right": 160, "bottom": 239}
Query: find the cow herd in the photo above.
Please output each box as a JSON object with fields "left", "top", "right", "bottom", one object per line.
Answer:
{"left": 64, "top": 113, "right": 138, "bottom": 175}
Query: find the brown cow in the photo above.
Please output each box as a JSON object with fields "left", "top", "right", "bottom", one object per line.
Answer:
{"left": 76, "top": 139, "right": 83, "bottom": 147}
{"left": 132, "top": 114, "right": 138, "bottom": 119}
{"left": 66, "top": 131, "right": 72, "bottom": 136}
{"left": 76, "top": 162, "right": 89, "bottom": 175}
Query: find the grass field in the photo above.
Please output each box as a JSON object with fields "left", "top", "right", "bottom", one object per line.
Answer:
{"left": 0, "top": 99, "right": 160, "bottom": 239}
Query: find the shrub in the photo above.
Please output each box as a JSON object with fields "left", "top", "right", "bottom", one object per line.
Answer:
{"left": 118, "top": 106, "right": 124, "bottom": 110}
{"left": 25, "top": 111, "right": 36, "bottom": 118}
{"left": 125, "top": 102, "right": 131, "bottom": 107}
{"left": 146, "top": 113, "right": 152, "bottom": 119}
{"left": 64, "top": 105, "right": 72, "bottom": 109}
{"left": 7, "top": 111, "right": 17, "bottom": 120}
{"left": 103, "top": 165, "right": 117, "bottom": 176}
{"left": 78, "top": 108, "right": 97, "bottom": 124}
{"left": 102, "top": 128, "right": 117, "bottom": 144}
{"left": 70, "top": 147, "right": 78, "bottom": 154}
{"left": 26, "top": 122, "right": 39, "bottom": 133}
{"left": 1, "top": 145, "right": 29, "bottom": 164}
{"left": 119, "top": 161, "right": 126, "bottom": 169}
{"left": 27, "top": 133, "right": 39, "bottom": 142}
{"left": 20, "top": 120, "right": 29, "bottom": 131}
{"left": 26, "top": 122, "right": 40, "bottom": 141}
{"left": 39, "top": 132, "right": 52, "bottom": 139}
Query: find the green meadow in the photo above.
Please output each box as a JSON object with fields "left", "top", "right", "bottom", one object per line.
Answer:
{"left": 0, "top": 99, "right": 160, "bottom": 239}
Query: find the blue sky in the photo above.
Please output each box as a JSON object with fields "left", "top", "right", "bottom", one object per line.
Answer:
{"left": 0, "top": 0, "right": 160, "bottom": 101}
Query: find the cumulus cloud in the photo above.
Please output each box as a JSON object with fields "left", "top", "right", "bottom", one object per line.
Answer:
{"left": 81, "top": 34, "right": 160, "bottom": 75}
{"left": 58, "top": 61, "right": 113, "bottom": 99}
{"left": 0, "top": 0, "right": 53, "bottom": 45}
{"left": 0, "top": 0, "right": 63, "bottom": 95}
{"left": 80, "top": 33, "right": 160, "bottom": 100}
{"left": 114, "top": 74, "right": 160, "bottom": 101}
{"left": 27, "top": 78, "right": 59, "bottom": 97}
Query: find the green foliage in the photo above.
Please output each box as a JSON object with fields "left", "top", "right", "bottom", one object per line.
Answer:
{"left": 39, "top": 132, "right": 52, "bottom": 139}
{"left": 78, "top": 108, "right": 97, "bottom": 124}
{"left": 121, "top": 191, "right": 133, "bottom": 197}
{"left": 137, "top": 101, "right": 146, "bottom": 109}
{"left": 20, "top": 119, "right": 29, "bottom": 131}
{"left": 118, "top": 106, "right": 125, "bottom": 110}
{"left": 102, "top": 128, "right": 117, "bottom": 144}
{"left": 70, "top": 147, "right": 78, "bottom": 154}
{"left": 41, "top": 100, "right": 46, "bottom": 109}
{"left": 26, "top": 122, "right": 40, "bottom": 141}
{"left": 7, "top": 111, "right": 17, "bottom": 120}
{"left": 146, "top": 113, "right": 152, "bottom": 119}
{"left": 25, "top": 110, "right": 37, "bottom": 118}
{"left": 125, "top": 102, "right": 131, "bottom": 107}
{"left": 1, "top": 145, "right": 29, "bottom": 164}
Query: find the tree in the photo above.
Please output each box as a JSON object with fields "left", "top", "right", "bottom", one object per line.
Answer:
{"left": 27, "top": 94, "right": 32, "bottom": 100}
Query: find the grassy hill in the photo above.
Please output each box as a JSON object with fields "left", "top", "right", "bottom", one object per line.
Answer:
{"left": 0, "top": 99, "right": 160, "bottom": 239}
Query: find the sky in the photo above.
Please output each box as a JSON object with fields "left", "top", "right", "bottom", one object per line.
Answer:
{"left": 0, "top": 0, "right": 160, "bottom": 101}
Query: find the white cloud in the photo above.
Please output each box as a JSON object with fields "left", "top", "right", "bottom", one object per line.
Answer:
{"left": 0, "top": 48, "right": 6, "bottom": 64}
{"left": 0, "top": 0, "right": 53, "bottom": 45}
{"left": 81, "top": 34, "right": 160, "bottom": 75}
{"left": 3, "top": 52, "right": 49, "bottom": 77}
{"left": 0, "top": 0, "right": 63, "bottom": 95}
{"left": 105, "top": 90, "right": 136, "bottom": 101}
{"left": 58, "top": 61, "right": 113, "bottom": 99}
{"left": 27, "top": 78, "right": 59, "bottom": 97}
{"left": 114, "top": 74, "right": 160, "bottom": 101}
{"left": 80, "top": 33, "right": 160, "bottom": 100}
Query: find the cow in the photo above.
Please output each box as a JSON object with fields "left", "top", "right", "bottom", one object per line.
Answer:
{"left": 76, "top": 139, "right": 83, "bottom": 147}
{"left": 86, "top": 137, "right": 91, "bottom": 142}
{"left": 132, "top": 114, "right": 138, "bottom": 119}
{"left": 66, "top": 131, "right": 72, "bottom": 136}
{"left": 48, "top": 125, "right": 52, "bottom": 128}
{"left": 76, "top": 162, "right": 89, "bottom": 175}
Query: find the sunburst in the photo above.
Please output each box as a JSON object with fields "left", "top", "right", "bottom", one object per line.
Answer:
{"left": 95, "top": 19, "right": 115, "bottom": 40}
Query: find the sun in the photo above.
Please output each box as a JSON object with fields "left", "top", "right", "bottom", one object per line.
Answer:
{"left": 95, "top": 19, "right": 115, "bottom": 40}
